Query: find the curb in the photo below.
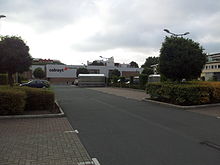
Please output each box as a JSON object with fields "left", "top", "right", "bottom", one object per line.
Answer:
{"left": 142, "top": 98, "right": 220, "bottom": 110}
{"left": 0, "top": 100, "right": 65, "bottom": 119}
{"left": 107, "top": 86, "right": 145, "bottom": 92}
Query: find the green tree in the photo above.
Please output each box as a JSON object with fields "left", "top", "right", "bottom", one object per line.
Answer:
{"left": 129, "top": 61, "right": 139, "bottom": 68}
{"left": 159, "top": 36, "right": 206, "bottom": 81}
{"left": 33, "top": 67, "right": 45, "bottom": 79}
{"left": 110, "top": 69, "right": 121, "bottom": 78}
{"left": 0, "top": 36, "right": 32, "bottom": 86}
{"left": 76, "top": 67, "right": 89, "bottom": 76}
{"left": 139, "top": 74, "right": 148, "bottom": 88}
{"left": 141, "top": 57, "right": 159, "bottom": 68}
{"left": 142, "top": 67, "right": 154, "bottom": 75}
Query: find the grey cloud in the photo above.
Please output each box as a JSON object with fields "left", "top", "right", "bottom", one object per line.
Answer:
{"left": 73, "top": 0, "right": 220, "bottom": 54}
{"left": 202, "top": 42, "right": 220, "bottom": 54}
{"left": 0, "top": 0, "right": 98, "bottom": 31}
{"left": 1, "top": 0, "right": 220, "bottom": 54}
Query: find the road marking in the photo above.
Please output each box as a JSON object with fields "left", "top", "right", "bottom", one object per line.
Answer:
{"left": 64, "top": 130, "right": 79, "bottom": 134}
{"left": 200, "top": 141, "right": 220, "bottom": 151}
{"left": 92, "top": 158, "right": 101, "bottom": 165}
{"left": 77, "top": 161, "right": 94, "bottom": 165}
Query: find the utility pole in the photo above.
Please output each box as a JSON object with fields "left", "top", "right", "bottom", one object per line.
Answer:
{"left": 0, "top": 15, "right": 6, "bottom": 35}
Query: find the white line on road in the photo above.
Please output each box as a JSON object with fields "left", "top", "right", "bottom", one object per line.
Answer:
{"left": 92, "top": 158, "right": 101, "bottom": 165}
{"left": 77, "top": 161, "right": 94, "bottom": 165}
{"left": 64, "top": 129, "right": 79, "bottom": 133}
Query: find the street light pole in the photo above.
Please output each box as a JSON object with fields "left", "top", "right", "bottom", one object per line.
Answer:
{"left": 0, "top": 15, "right": 6, "bottom": 19}
{"left": 0, "top": 15, "right": 6, "bottom": 35}
{"left": 163, "top": 29, "right": 189, "bottom": 37}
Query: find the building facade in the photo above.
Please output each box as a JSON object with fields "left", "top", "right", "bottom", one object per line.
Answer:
{"left": 201, "top": 53, "right": 220, "bottom": 81}
{"left": 23, "top": 57, "right": 143, "bottom": 84}
{"left": 45, "top": 57, "right": 143, "bottom": 84}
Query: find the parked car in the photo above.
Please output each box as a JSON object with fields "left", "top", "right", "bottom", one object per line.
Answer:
{"left": 73, "top": 78, "right": 78, "bottom": 86}
{"left": 20, "top": 80, "right": 50, "bottom": 88}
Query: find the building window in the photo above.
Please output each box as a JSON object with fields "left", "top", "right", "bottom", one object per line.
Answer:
{"left": 211, "top": 65, "right": 214, "bottom": 69}
{"left": 218, "top": 65, "right": 220, "bottom": 69}
{"left": 206, "top": 66, "right": 208, "bottom": 69}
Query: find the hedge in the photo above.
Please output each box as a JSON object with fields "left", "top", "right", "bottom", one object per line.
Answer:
{"left": 20, "top": 87, "right": 55, "bottom": 111}
{"left": 0, "top": 74, "right": 8, "bottom": 85}
{"left": 146, "top": 82, "right": 220, "bottom": 105}
{"left": 0, "top": 86, "right": 55, "bottom": 115}
{"left": 0, "top": 89, "right": 26, "bottom": 115}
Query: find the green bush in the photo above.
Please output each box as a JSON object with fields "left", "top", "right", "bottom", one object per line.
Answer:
{"left": 0, "top": 86, "right": 55, "bottom": 115}
{"left": 21, "top": 87, "right": 55, "bottom": 111}
{"left": 0, "top": 89, "right": 26, "bottom": 115}
{"left": 130, "top": 76, "right": 134, "bottom": 85}
{"left": 119, "top": 76, "right": 126, "bottom": 83}
{"left": 194, "top": 81, "right": 220, "bottom": 103}
{"left": 112, "top": 76, "right": 119, "bottom": 83}
{"left": 139, "top": 74, "right": 148, "bottom": 88}
{"left": 0, "top": 74, "right": 8, "bottom": 85}
{"left": 146, "top": 83, "right": 212, "bottom": 105}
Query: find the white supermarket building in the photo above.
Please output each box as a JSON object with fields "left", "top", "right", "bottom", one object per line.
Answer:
{"left": 29, "top": 57, "right": 143, "bottom": 84}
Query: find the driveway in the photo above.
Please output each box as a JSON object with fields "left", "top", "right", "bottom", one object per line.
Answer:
{"left": 54, "top": 86, "right": 220, "bottom": 165}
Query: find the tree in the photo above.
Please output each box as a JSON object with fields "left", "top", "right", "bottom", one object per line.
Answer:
{"left": 0, "top": 36, "right": 32, "bottom": 86}
{"left": 159, "top": 36, "right": 207, "bottom": 81}
{"left": 110, "top": 69, "right": 121, "bottom": 78}
{"left": 141, "top": 57, "right": 159, "bottom": 68}
{"left": 129, "top": 61, "right": 139, "bottom": 68}
{"left": 142, "top": 67, "right": 154, "bottom": 75}
{"left": 33, "top": 67, "right": 45, "bottom": 79}
{"left": 76, "top": 67, "right": 89, "bottom": 76}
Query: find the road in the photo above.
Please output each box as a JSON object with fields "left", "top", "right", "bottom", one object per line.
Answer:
{"left": 53, "top": 86, "right": 220, "bottom": 165}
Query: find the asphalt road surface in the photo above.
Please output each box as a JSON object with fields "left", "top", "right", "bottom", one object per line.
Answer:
{"left": 54, "top": 86, "right": 220, "bottom": 165}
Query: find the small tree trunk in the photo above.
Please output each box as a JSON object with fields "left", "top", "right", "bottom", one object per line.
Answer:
{"left": 8, "top": 72, "right": 14, "bottom": 87}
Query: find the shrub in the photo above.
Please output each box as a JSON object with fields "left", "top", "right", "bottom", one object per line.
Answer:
{"left": 0, "top": 74, "right": 8, "bottom": 85}
{"left": 146, "top": 83, "right": 212, "bottom": 105}
{"left": 119, "top": 76, "right": 126, "bottom": 83}
{"left": 0, "top": 89, "right": 26, "bottom": 115}
{"left": 139, "top": 74, "right": 148, "bottom": 89}
{"left": 193, "top": 81, "right": 220, "bottom": 102}
{"left": 20, "top": 87, "right": 55, "bottom": 111}
{"left": 112, "top": 76, "right": 119, "bottom": 83}
{"left": 139, "top": 74, "right": 148, "bottom": 85}
{"left": 130, "top": 76, "right": 134, "bottom": 85}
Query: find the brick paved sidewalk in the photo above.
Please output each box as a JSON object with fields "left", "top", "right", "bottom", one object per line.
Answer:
{"left": 0, "top": 117, "right": 93, "bottom": 165}
{"left": 88, "top": 87, "right": 149, "bottom": 101}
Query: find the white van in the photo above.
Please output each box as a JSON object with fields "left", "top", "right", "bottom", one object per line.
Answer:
{"left": 148, "top": 74, "right": 161, "bottom": 82}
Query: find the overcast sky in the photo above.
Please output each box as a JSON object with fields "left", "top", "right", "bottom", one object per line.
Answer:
{"left": 0, "top": 0, "right": 219, "bottom": 66}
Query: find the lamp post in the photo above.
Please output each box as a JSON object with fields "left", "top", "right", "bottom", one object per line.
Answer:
{"left": 163, "top": 29, "right": 189, "bottom": 37}
{"left": 100, "top": 56, "right": 109, "bottom": 60}
{"left": 0, "top": 15, "right": 6, "bottom": 35}
{"left": 0, "top": 15, "right": 6, "bottom": 19}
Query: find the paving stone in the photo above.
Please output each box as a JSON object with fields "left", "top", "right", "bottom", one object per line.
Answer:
{"left": 0, "top": 118, "right": 92, "bottom": 165}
